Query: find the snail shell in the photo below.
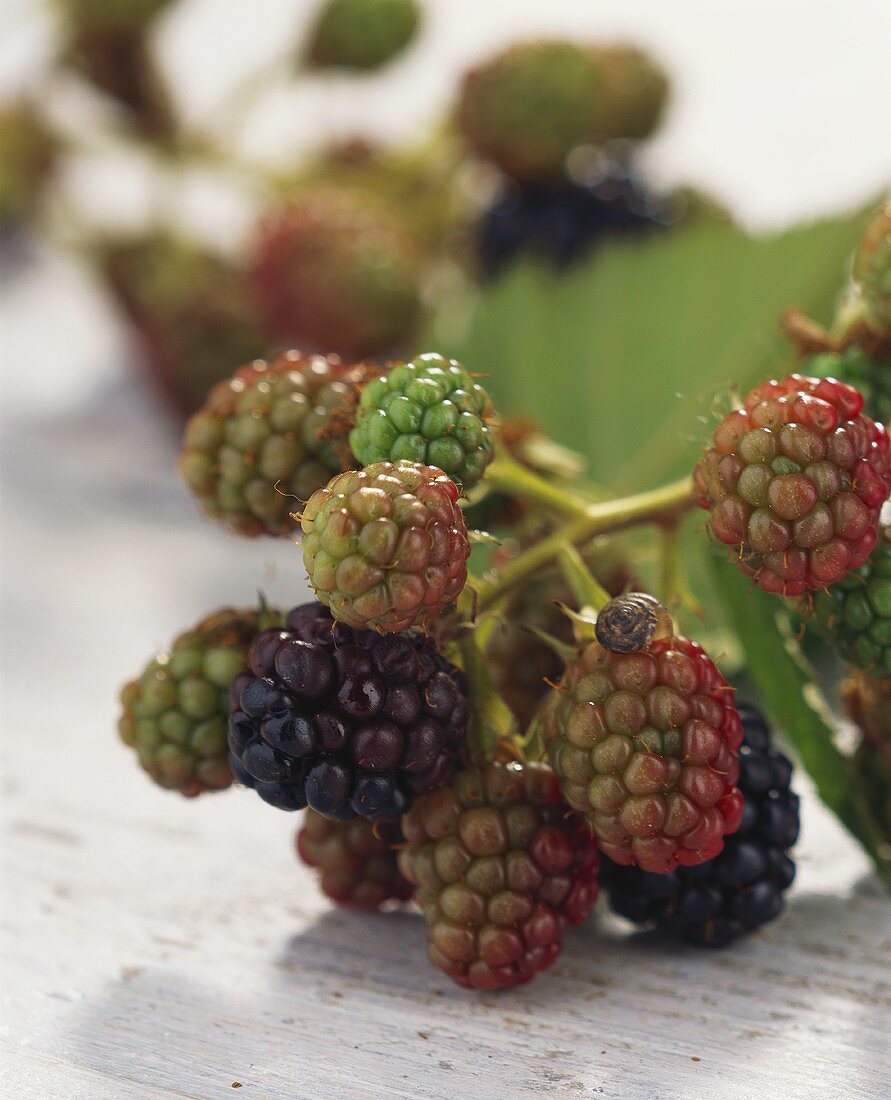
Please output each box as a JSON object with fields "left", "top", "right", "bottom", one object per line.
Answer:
{"left": 594, "top": 593, "right": 673, "bottom": 654}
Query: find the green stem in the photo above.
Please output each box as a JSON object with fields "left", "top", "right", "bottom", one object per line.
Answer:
{"left": 477, "top": 475, "right": 694, "bottom": 611}
{"left": 458, "top": 627, "right": 518, "bottom": 762}
{"left": 483, "top": 454, "right": 592, "bottom": 519}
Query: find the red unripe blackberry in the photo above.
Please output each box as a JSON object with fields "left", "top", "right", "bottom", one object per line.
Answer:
{"left": 229, "top": 603, "right": 469, "bottom": 821}
{"left": 180, "top": 351, "right": 370, "bottom": 537}
{"left": 300, "top": 461, "right": 470, "bottom": 632}
{"left": 399, "top": 762, "right": 599, "bottom": 990}
{"left": 694, "top": 374, "right": 891, "bottom": 596}
{"left": 296, "top": 810, "right": 413, "bottom": 909}
{"left": 538, "top": 601, "right": 743, "bottom": 873}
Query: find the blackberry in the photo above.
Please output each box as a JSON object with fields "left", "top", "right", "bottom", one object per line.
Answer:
{"left": 249, "top": 187, "right": 421, "bottom": 361}
{"left": 180, "top": 351, "right": 369, "bottom": 537}
{"left": 300, "top": 460, "right": 470, "bottom": 632}
{"left": 476, "top": 165, "right": 672, "bottom": 277}
{"left": 305, "top": 0, "right": 421, "bottom": 72}
{"left": 458, "top": 40, "right": 669, "bottom": 183}
{"left": 812, "top": 538, "right": 891, "bottom": 675}
{"left": 349, "top": 353, "right": 494, "bottom": 489}
{"left": 399, "top": 762, "right": 599, "bottom": 989}
{"left": 229, "top": 603, "right": 468, "bottom": 821}
{"left": 296, "top": 810, "right": 413, "bottom": 909}
{"left": 119, "top": 608, "right": 266, "bottom": 797}
{"left": 537, "top": 595, "right": 744, "bottom": 873}
{"left": 694, "top": 373, "right": 891, "bottom": 595}
{"left": 103, "top": 233, "right": 263, "bottom": 416}
{"left": 811, "top": 347, "right": 891, "bottom": 434}
{"left": 601, "top": 704, "right": 800, "bottom": 946}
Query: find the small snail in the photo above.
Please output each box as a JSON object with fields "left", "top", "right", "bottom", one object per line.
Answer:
{"left": 594, "top": 593, "right": 673, "bottom": 654}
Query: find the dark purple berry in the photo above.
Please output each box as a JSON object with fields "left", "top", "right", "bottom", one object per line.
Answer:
{"left": 229, "top": 602, "right": 469, "bottom": 822}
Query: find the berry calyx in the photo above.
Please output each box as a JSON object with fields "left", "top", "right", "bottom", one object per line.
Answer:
{"left": 296, "top": 810, "right": 414, "bottom": 909}
{"left": 694, "top": 373, "right": 891, "bottom": 596}
{"left": 300, "top": 461, "right": 470, "bottom": 632}
{"left": 180, "top": 351, "right": 370, "bottom": 538}
{"left": 119, "top": 608, "right": 268, "bottom": 797}
{"left": 349, "top": 353, "right": 495, "bottom": 490}
{"left": 537, "top": 614, "right": 744, "bottom": 873}
{"left": 229, "top": 603, "right": 468, "bottom": 820}
{"left": 399, "top": 762, "right": 599, "bottom": 989}
{"left": 602, "top": 703, "right": 799, "bottom": 945}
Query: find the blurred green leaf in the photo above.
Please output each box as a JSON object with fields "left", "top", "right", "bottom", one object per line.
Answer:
{"left": 434, "top": 210, "right": 869, "bottom": 491}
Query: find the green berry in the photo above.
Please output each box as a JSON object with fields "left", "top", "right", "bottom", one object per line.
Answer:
{"left": 305, "top": 0, "right": 421, "bottom": 71}
{"left": 118, "top": 608, "right": 274, "bottom": 797}
{"left": 813, "top": 540, "right": 891, "bottom": 676}
{"left": 349, "top": 354, "right": 494, "bottom": 489}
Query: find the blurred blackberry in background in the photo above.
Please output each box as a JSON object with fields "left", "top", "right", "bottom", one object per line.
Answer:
{"left": 601, "top": 704, "right": 800, "bottom": 946}
{"left": 476, "top": 156, "right": 674, "bottom": 277}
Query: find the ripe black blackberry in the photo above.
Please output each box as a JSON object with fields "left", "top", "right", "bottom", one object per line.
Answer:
{"left": 229, "top": 603, "right": 468, "bottom": 821}
{"left": 601, "top": 704, "right": 799, "bottom": 945}
{"left": 476, "top": 160, "right": 673, "bottom": 277}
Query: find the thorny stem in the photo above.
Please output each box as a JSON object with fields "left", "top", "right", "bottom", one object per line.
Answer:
{"left": 475, "top": 475, "right": 695, "bottom": 611}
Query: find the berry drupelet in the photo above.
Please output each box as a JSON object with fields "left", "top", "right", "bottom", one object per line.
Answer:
{"left": 296, "top": 810, "right": 413, "bottom": 909}
{"left": 601, "top": 704, "right": 800, "bottom": 946}
{"left": 180, "top": 351, "right": 370, "bottom": 537}
{"left": 537, "top": 595, "right": 744, "bottom": 873}
{"left": 300, "top": 460, "right": 470, "bottom": 632}
{"left": 229, "top": 602, "right": 469, "bottom": 821}
{"left": 119, "top": 608, "right": 267, "bottom": 797}
{"left": 349, "top": 354, "right": 494, "bottom": 489}
{"left": 399, "top": 762, "right": 600, "bottom": 990}
{"left": 813, "top": 538, "right": 891, "bottom": 675}
{"left": 694, "top": 374, "right": 891, "bottom": 596}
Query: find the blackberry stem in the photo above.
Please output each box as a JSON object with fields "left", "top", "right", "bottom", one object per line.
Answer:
{"left": 484, "top": 453, "right": 592, "bottom": 518}
{"left": 557, "top": 544, "right": 612, "bottom": 612}
{"left": 476, "top": 475, "right": 695, "bottom": 611}
{"left": 458, "top": 627, "right": 520, "bottom": 762}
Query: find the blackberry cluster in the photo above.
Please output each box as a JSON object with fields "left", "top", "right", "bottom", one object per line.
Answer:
{"left": 229, "top": 603, "right": 468, "bottom": 821}
{"left": 477, "top": 167, "right": 672, "bottom": 277}
{"left": 813, "top": 539, "right": 891, "bottom": 675}
{"left": 180, "top": 351, "right": 368, "bottom": 537}
{"left": 538, "top": 609, "right": 744, "bottom": 873}
{"left": 119, "top": 608, "right": 265, "bottom": 797}
{"left": 296, "top": 810, "right": 413, "bottom": 909}
{"left": 694, "top": 373, "right": 891, "bottom": 595}
{"left": 349, "top": 353, "right": 494, "bottom": 489}
{"left": 300, "top": 460, "right": 470, "bottom": 632}
{"left": 602, "top": 704, "right": 800, "bottom": 946}
{"left": 399, "top": 762, "right": 599, "bottom": 989}
{"left": 305, "top": 0, "right": 421, "bottom": 72}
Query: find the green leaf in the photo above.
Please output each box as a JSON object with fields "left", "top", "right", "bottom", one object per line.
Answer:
{"left": 433, "top": 209, "right": 870, "bottom": 491}
{"left": 709, "top": 552, "right": 891, "bottom": 887}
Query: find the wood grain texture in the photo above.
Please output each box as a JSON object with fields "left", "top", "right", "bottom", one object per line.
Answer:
{"left": 3, "top": 378, "right": 890, "bottom": 1100}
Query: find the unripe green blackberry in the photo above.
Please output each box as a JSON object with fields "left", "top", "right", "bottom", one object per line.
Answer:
{"left": 349, "top": 354, "right": 494, "bottom": 489}
{"left": 842, "top": 673, "right": 891, "bottom": 839}
{"left": 694, "top": 374, "right": 891, "bottom": 596}
{"left": 300, "top": 461, "right": 470, "bottom": 632}
{"left": 250, "top": 188, "right": 421, "bottom": 360}
{"left": 853, "top": 202, "right": 891, "bottom": 334}
{"left": 399, "top": 762, "right": 600, "bottom": 990}
{"left": 812, "top": 539, "right": 891, "bottom": 675}
{"left": 103, "top": 233, "right": 263, "bottom": 416}
{"left": 119, "top": 609, "right": 268, "bottom": 797}
{"left": 537, "top": 597, "right": 744, "bottom": 873}
{"left": 305, "top": 0, "right": 421, "bottom": 71}
{"left": 180, "top": 351, "right": 370, "bottom": 537}
{"left": 457, "top": 40, "right": 669, "bottom": 183}
{"left": 296, "top": 811, "right": 413, "bottom": 909}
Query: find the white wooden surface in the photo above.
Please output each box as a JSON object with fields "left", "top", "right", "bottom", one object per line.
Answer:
{"left": 4, "top": 3, "right": 891, "bottom": 1095}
